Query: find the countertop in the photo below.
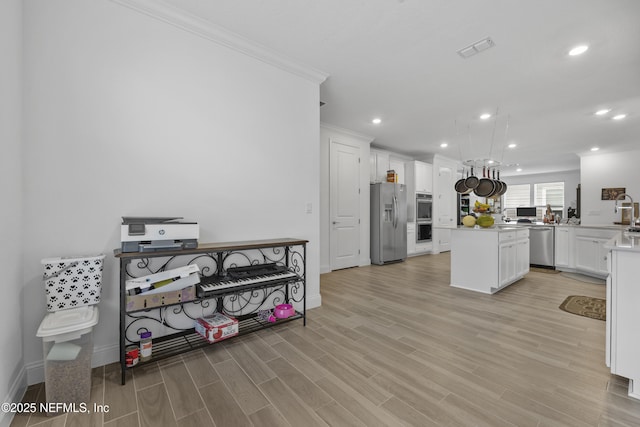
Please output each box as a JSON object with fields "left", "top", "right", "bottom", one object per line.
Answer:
{"left": 501, "top": 222, "right": 626, "bottom": 230}
{"left": 439, "top": 223, "right": 631, "bottom": 231}
{"left": 605, "top": 231, "right": 640, "bottom": 253}
{"left": 451, "top": 226, "right": 522, "bottom": 232}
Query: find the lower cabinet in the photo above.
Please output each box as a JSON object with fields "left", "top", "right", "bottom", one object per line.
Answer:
{"left": 556, "top": 227, "right": 618, "bottom": 278}
{"left": 451, "top": 227, "right": 529, "bottom": 294}
{"left": 407, "top": 222, "right": 416, "bottom": 255}
{"left": 575, "top": 236, "right": 611, "bottom": 276}
{"left": 499, "top": 230, "right": 530, "bottom": 289}
{"left": 555, "top": 227, "right": 572, "bottom": 267}
{"left": 607, "top": 247, "right": 640, "bottom": 399}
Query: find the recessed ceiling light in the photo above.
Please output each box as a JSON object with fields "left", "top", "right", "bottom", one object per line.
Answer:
{"left": 480, "top": 113, "right": 491, "bottom": 120}
{"left": 440, "top": 142, "right": 448, "bottom": 148}
{"left": 372, "top": 118, "right": 382, "bottom": 124}
{"left": 516, "top": 168, "right": 522, "bottom": 172}
{"left": 487, "top": 160, "right": 494, "bottom": 164}
{"left": 591, "top": 147, "right": 600, "bottom": 152}
{"left": 595, "top": 109, "right": 611, "bottom": 116}
{"left": 612, "top": 114, "right": 627, "bottom": 120}
{"left": 569, "top": 45, "right": 589, "bottom": 56}
{"left": 508, "top": 143, "right": 517, "bottom": 148}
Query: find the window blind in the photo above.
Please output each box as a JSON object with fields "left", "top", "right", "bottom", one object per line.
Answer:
{"left": 534, "top": 182, "right": 564, "bottom": 210}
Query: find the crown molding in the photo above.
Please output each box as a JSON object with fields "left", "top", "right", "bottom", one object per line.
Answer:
{"left": 110, "top": 0, "right": 329, "bottom": 84}
{"left": 320, "top": 122, "right": 374, "bottom": 143}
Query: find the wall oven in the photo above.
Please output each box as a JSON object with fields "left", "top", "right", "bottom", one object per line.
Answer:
{"left": 416, "top": 193, "right": 433, "bottom": 222}
{"left": 416, "top": 221, "right": 432, "bottom": 243}
{"left": 416, "top": 193, "right": 433, "bottom": 243}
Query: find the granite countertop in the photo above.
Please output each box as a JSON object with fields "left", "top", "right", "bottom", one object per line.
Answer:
{"left": 605, "top": 231, "right": 640, "bottom": 252}
{"left": 452, "top": 226, "right": 521, "bottom": 231}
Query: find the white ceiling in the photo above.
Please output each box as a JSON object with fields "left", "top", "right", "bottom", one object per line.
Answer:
{"left": 161, "top": 0, "right": 640, "bottom": 176}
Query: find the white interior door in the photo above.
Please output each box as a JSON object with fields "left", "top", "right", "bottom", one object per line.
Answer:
{"left": 330, "top": 141, "right": 361, "bottom": 270}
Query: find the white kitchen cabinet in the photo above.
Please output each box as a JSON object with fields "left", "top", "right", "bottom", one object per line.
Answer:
{"left": 370, "top": 149, "right": 405, "bottom": 184}
{"left": 576, "top": 237, "right": 607, "bottom": 276}
{"left": 370, "top": 150, "right": 389, "bottom": 183}
{"left": 575, "top": 231, "right": 615, "bottom": 277}
{"left": 405, "top": 161, "right": 433, "bottom": 196}
{"left": 516, "top": 235, "right": 530, "bottom": 277}
{"left": 450, "top": 227, "right": 529, "bottom": 294}
{"left": 499, "top": 241, "right": 517, "bottom": 287}
{"left": 606, "top": 233, "right": 640, "bottom": 400}
{"left": 499, "top": 229, "right": 529, "bottom": 288}
{"left": 554, "top": 226, "right": 573, "bottom": 268}
{"left": 407, "top": 222, "right": 416, "bottom": 255}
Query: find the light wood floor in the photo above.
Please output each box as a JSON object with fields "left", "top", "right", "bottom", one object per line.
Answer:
{"left": 12, "top": 252, "right": 640, "bottom": 427}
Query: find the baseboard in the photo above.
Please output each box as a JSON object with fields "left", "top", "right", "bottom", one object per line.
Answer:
{"left": 307, "top": 293, "right": 322, "bottom": 309}
{"left": 0, "top": 366, "right": 27, "bottom": 427}
{"left": 320, "top": 264, "right": 331, "bottom": 274}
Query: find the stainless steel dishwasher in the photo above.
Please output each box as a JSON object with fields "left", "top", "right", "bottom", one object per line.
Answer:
{"left": 529, "top": 226, "right": 555, "bottom": 268}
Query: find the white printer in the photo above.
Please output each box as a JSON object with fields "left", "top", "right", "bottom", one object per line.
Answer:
{"left": 121, "top": 217, "right": 199, "bottom": 253}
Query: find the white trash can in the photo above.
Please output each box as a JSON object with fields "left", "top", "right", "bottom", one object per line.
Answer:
{"left": 36, "top": 306, "right": 99, "bottom": 411}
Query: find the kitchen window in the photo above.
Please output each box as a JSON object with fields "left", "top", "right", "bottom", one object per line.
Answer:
{"left": 534, "top": 182, "right": 564, "bottom": 213}
{"left": 503, "top": 182, "right": 565, "bottom": 219}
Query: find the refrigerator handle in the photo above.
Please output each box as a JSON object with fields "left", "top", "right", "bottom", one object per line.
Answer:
{"left": 393, "top": 195, "right": 398, "bottom": 228}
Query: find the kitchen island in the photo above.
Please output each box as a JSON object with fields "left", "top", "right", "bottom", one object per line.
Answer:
{"left": 605, "top": 231, "right": 640, "bottom": 400}
{"left": 450, "top": 226, "right": 530, "bottom": 294}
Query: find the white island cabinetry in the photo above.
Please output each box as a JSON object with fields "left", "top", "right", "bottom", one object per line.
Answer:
{"left": 451, "top": 227, "right": 529, "bottom": 294}
{"left": 605, "top": 232, "right": 640, "bottom": 400}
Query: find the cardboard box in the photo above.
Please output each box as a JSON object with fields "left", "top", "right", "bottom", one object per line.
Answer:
{"left": 195, "top": 313, "right": 238, "bottom": 343}
{"left": 125, "top": 285, "right": 196, "bottom": 312}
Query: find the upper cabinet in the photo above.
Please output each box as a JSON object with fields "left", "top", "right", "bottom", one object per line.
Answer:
{"left": 414, "top": 161, "right": 433, "bottom": 193}
{"left": 370, "top": 149, "right": 407, "bottom": 184}
{"left": 405, "top": 161, "right": 433, "bottom": 194}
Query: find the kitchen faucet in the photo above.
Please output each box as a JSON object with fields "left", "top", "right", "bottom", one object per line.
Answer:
{"left": 614, "top": 193, "right": 639, "bottom": 231}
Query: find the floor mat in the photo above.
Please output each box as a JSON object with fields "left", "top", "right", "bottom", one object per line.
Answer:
{"left": 559, "top": 295, "right": 606, "bottom": 321}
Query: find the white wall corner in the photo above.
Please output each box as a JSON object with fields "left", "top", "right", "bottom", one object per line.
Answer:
{"left": 109, "top": 0, "right": 329, "bottom": 84}
{"left": 0, "top": 367, "right": 27, "bottom": 427}
{"left": 306, "top": 293, "right": 322, "bottom": 310}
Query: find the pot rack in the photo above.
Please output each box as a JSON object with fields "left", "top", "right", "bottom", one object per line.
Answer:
{"left": 462, "top": 159, "right": 501, "bottom": 169}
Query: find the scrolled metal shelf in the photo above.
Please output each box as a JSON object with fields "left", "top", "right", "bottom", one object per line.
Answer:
{"left": 116, "top": 239, "right": 307, "bottom": 385}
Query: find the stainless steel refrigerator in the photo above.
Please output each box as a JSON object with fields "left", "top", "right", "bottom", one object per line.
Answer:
{"left": 370, "top": 183, "right": 407, "bottom": 265}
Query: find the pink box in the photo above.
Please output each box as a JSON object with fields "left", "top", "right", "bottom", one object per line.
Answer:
{"left": 195, "top": 313, "right": 238, "bottom": 343}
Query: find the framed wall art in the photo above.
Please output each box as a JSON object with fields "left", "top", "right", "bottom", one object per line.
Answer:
{"left": 601, "top": 187, "right": 625, "bottom": 200}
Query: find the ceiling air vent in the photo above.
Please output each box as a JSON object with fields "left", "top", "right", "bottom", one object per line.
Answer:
{"left": 457, "top": 37, "right": 495, "bottom": 59}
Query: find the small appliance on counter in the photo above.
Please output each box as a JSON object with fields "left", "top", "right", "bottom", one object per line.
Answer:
{"left": 121, "top": 216, "right": 199, "bottom": 253}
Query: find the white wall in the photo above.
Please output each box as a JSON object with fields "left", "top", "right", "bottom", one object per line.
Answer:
{"left": 320, "top": 124, "right": 372, "bottom": 273}
{"left": 502, "top": 169, "right": 580, "bottom": 217}
{"left": 22, "top": 0, "right": 322, "bottom": 383}
{"left": 0, "top": 0, "right": 26, "bottom": 419}
{"left": 580, "top": 150, "right": 640, "bottom": 226}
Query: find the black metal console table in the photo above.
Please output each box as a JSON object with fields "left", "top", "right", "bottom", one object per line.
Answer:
{"left": 114, "top": 238, "right": 307, "bottom": 385}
